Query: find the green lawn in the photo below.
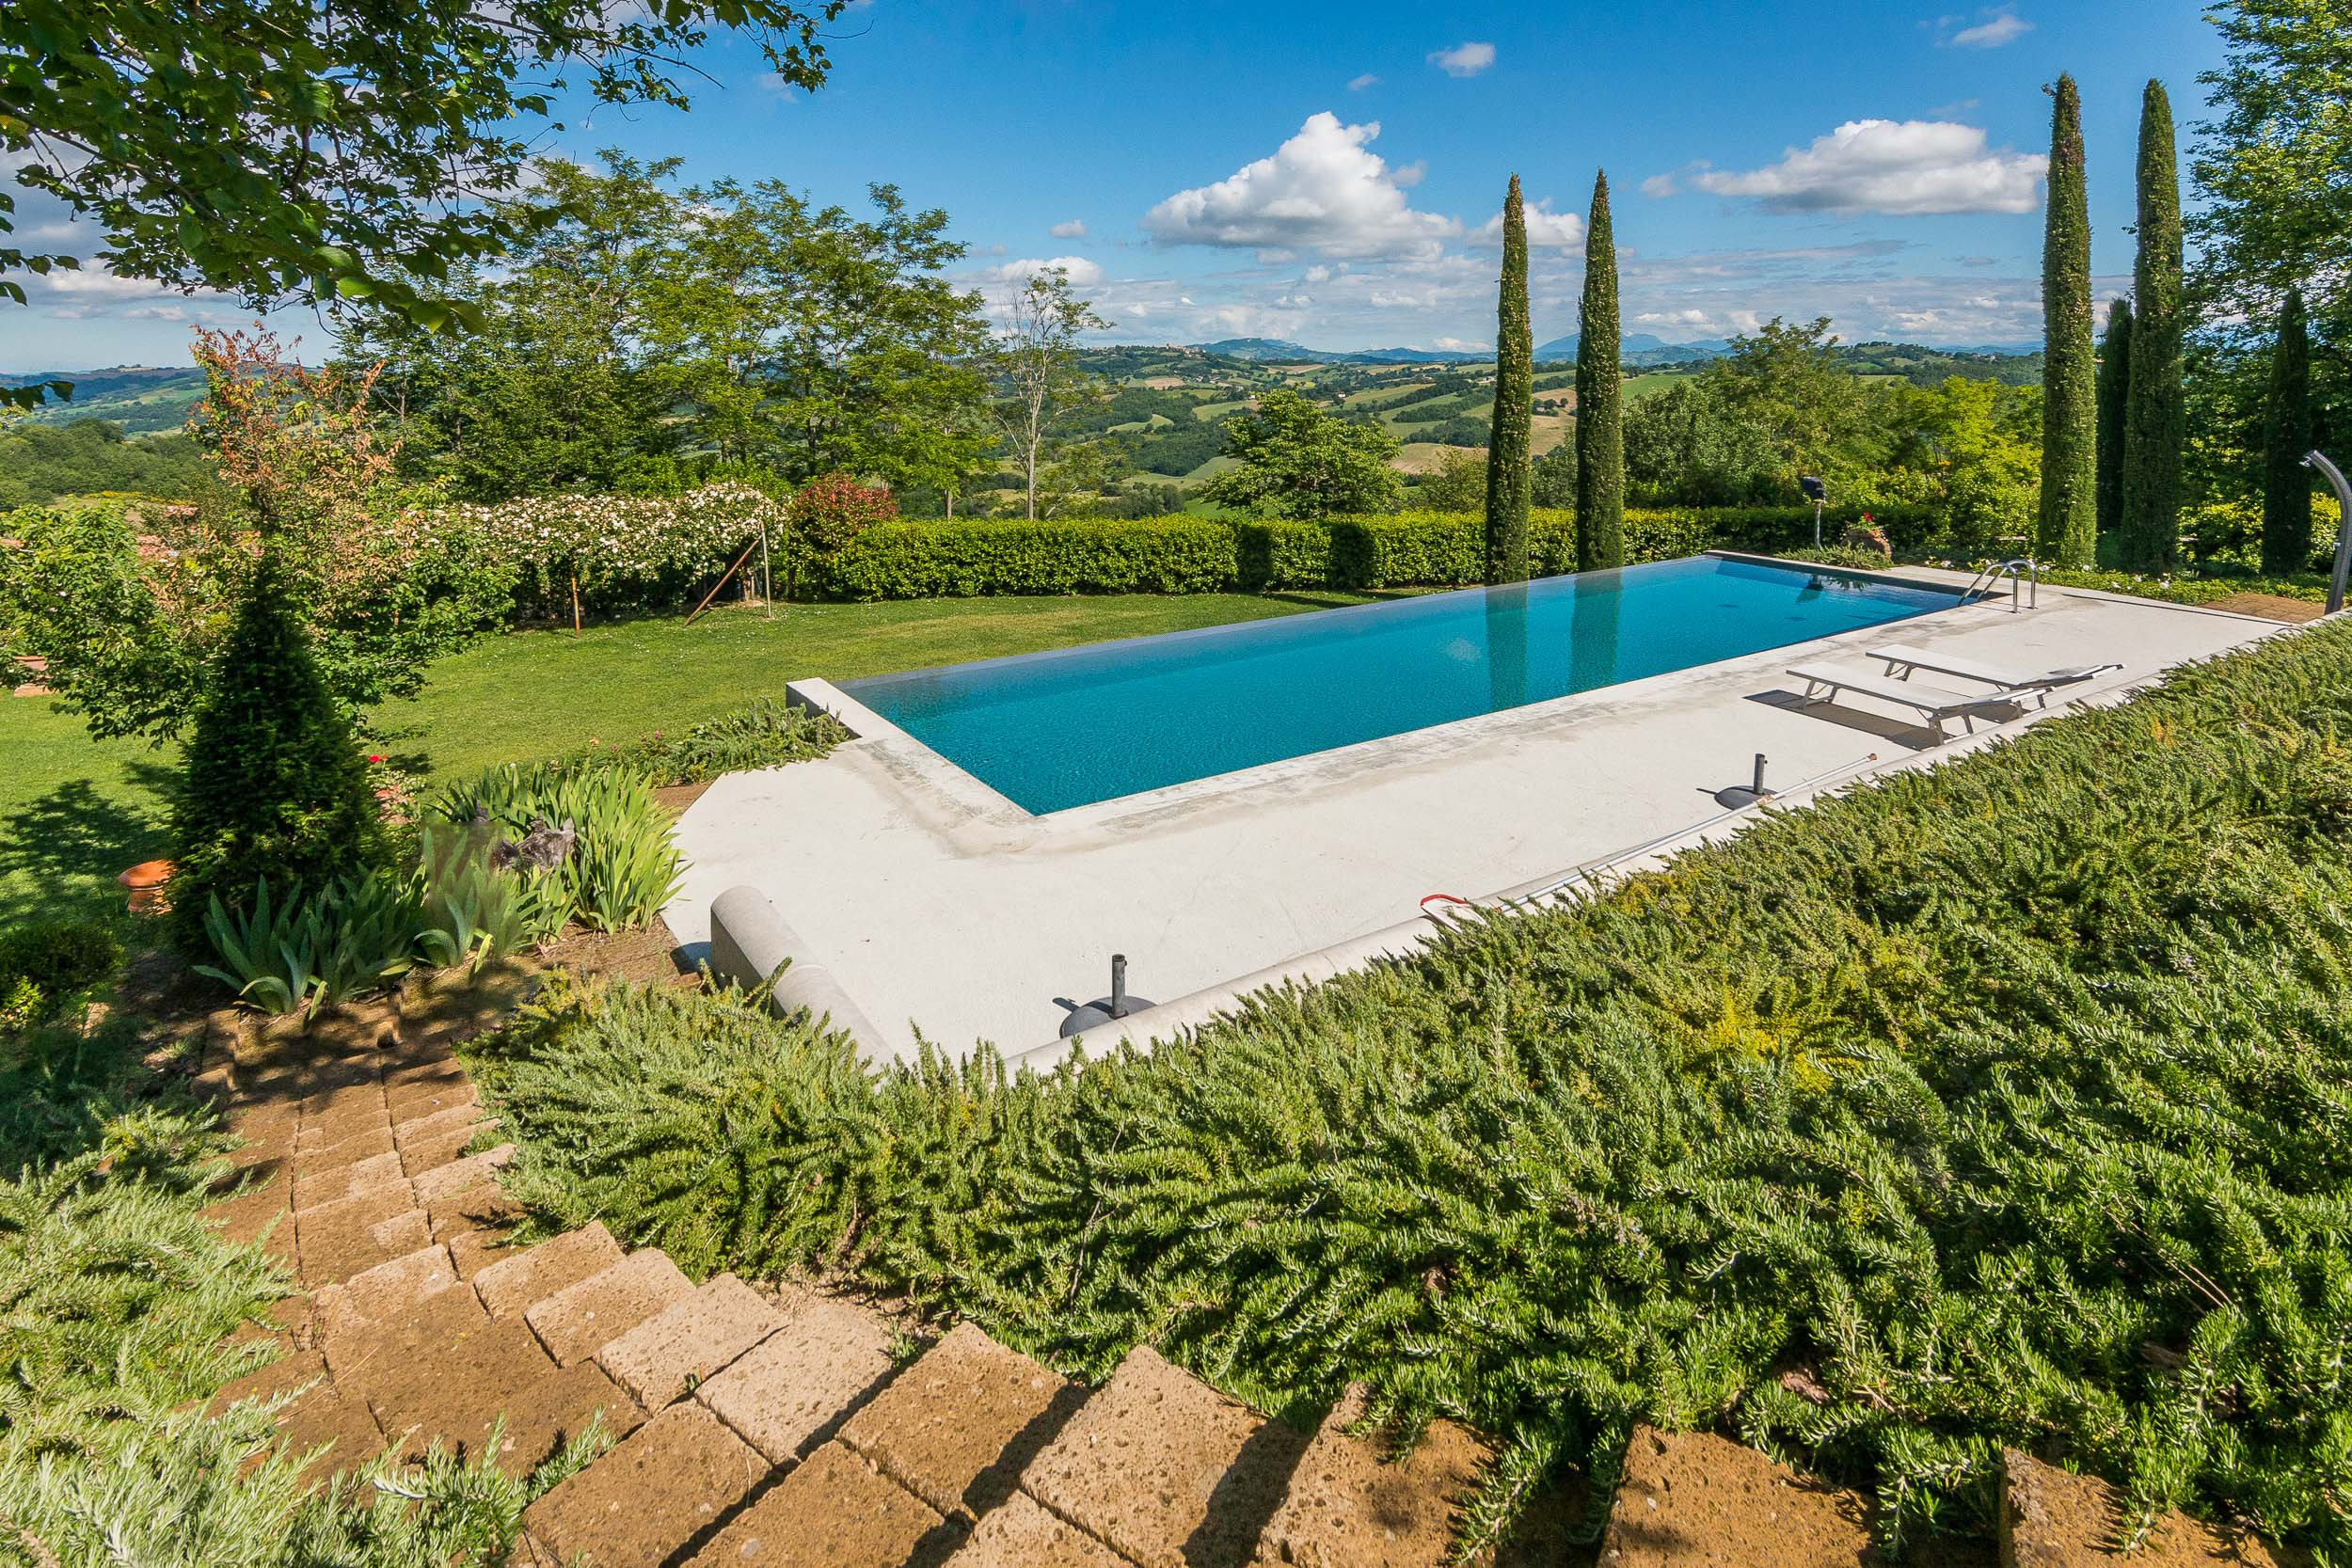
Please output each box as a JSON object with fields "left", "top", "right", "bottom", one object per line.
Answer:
{"left": 0, "top": 591, "right": 1397, "bottom": 927}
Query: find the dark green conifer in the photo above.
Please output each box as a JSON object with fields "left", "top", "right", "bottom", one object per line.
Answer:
{"left": 2262, "top": 286, "right": 2313, "bottom": 576}
{"left": 2037, "top": 75, "right": 2096, "bottom": 567}
{"left": 2120, "top": 79, "right": 2185, "bottom": 571}
{"left": 1575, "top": 169, "right": 1625, "bottom": 571}
{"left": 171, "top": 553, "right": 382, "bottom": 949}
{"left": 2094, "top": 297, "right": 2132, "bottom": 543}
{"left": 1484, "top": 174, "right": 1533, "bottom": 584}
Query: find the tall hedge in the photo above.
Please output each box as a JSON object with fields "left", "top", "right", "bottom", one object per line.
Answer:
{"left": 2263, "top": 286, "right": 2313, "bottom": 576}
{"left": 2120, "top": 80, "right": 2185, "bottom": 571}
{"left": 809, "top": 505, "right": 1952, "bottom": 602}
{"left": 1575, "top": 169, "right": 1626, "bottom": 571}
{"left": 170, "top": 553, "right": 382, "bottom": 948}
{"left": 2037, "top": 75, "right": 2097, "bottom": 567}
{"left": 1485, "top": 174, "right": 1533, "bottom": 584}
{"left": 2094, "top": 298, "right": 2133, "bottom": 543}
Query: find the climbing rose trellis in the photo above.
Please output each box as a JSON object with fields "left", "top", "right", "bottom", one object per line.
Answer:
{"left": 423, "top": 483, "right": 775, "bottom": 610}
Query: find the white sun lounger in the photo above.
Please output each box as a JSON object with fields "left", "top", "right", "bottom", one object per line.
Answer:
{"left": 1787, "top": 663, "right": 2020, "bottom": 743}
{"left": 1867, "top": 644, "right": 2122, "bottom": 707}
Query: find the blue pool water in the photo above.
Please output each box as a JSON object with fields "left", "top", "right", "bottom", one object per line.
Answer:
{"left": 841, "top": 556, "right": 1964, "bottom": 814}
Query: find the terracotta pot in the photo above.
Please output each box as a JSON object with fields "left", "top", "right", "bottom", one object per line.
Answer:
{"left": 118, "top": 858, "right": 175, "bottom": 915}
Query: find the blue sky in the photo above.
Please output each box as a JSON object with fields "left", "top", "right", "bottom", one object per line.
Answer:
{"left": 4, "top": 0, "right": 2229, "bottom": 371}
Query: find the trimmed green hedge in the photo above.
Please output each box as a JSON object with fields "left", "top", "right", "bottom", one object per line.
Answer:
{"left": 816, "top": 505, "right": 1946, "bottom": 601}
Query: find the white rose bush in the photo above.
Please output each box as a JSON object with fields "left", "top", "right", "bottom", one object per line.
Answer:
{"left": 425, "top": 482, "right": 776, "bottom": 622}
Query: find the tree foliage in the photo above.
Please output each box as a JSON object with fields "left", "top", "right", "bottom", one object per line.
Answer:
{"left": 1484, "top": 175, "right": 1532, "bottom": 583}
{"left": 2263, "top": 287, "right": 2315, "bottom": 574}
{"left": 342, "top": 159, "right": 993, "bottom": 499}
{"left": 169, "top": 553, "right": 384, "bottom": 948}
{"left": 2095, "top": 298, "right": 2133, "bottom": 541}
{"left": 1576, "top": 170, "right": 1626, "bottom": 571}
{"left": 2190, "top": 0, "right": 2352, "bottom": 332}
{"left": 0, "top": 0, "right": 847, "bottom": 392}
{"left": 0, "top": 331, "right": 511, "bottom": 740}
{"left": 994, "top": 268, "right": 1112, "bottom": 521}
{"left": 0, "top": 420, "right": 207, "bottom": 508}
{"left": 2121, "top": 81, "right": 2186, "bottom": 571}
{"left": 2037, "top": 75, "right": 2097, "bottom": 567}
{"left": 1200, "top": 389, "right": 1401, "bottom": 520}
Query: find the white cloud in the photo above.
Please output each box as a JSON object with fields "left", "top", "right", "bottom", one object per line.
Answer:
{"left": 1049, "top": 219, "right": 1088, "bottom": 239}
{"left": 988, "top": 256, "right": 1105, "bottom": 287}
{"left": 1426, "top": 41, "right": 1496, "bottom": 78}
{"left": 1941, "top": 9, "right": 2032, "bottom": 47}
{"left": 1693, "top": 119, "right": 2045, "bottom": 214}
{"left": 1391, "top": 160, "right": 1427, "bottom": 189}
{"left": 1347, "top": 72, "right": 1380, "bottom": 91}
{"left": 1640, "top": 173, "right": 1680, "bottom": 199}
{"left": 1430, "top": 336, "right": 1490, "bottom": 352}
{"left": 1142, "top": 112, "right": 1459, "bottom": 259}
{"left": 1475, "top": 198, "right": 1585, "bottom": 250}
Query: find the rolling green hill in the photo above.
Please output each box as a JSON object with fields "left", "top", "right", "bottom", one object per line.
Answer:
{"left": 7, "top": 366, "right": 207, "bottom": 435}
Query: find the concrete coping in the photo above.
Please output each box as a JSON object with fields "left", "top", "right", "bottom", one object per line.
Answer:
{"left": 706, "top": 885, "right": 898, "bottom": 1068}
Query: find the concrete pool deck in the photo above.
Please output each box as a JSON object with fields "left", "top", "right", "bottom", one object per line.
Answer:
{"left": 664, "top": 562, "right": 2293, "bottom": 1065}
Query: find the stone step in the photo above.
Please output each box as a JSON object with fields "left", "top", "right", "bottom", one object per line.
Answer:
{"left": 1019, "top": 1345, "right": 1310, "bottom": 1568}
{"left": 472, "top": 1222, "right": 625, "bottom": 1318}
{"left": 522, "top": 1400, "right": 771, "bottom": 1568}
{"left": 1600, "top": 1425, "right": 2001, "bottom": 1568}
{"left": 685, "top": 1438, "right": 961, "bottom": 1568}
{"left": 594, "top": 1273, "right": 787, "bottom": 1409}
{"left": 1999, "top": 1450, "right": 2296, "bottom": 1568}
{"left": 525, "top": 1246, "right": 694, "bottom": 1367}
{"left": 311, "top": 1242, "right": 459, "bottom": 1339}
{"left": 838, "top": 1321, "right": 1084, "bottom": 1526}
{"left": 1251, "top": 1385, "right": 1491, "bottom": 1568}
{"left": 947, "top": 1493, "right": 1136, "bottom": 1567}
{"left": 691, "top": 1291, "right": 898, "bottom": 1467}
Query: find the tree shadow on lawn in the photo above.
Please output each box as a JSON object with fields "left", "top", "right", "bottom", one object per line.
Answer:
{"left": 1253, "top": 588, "right": 1425, "bottom": 612}
{"left": 0, "top": 768, "right": 175, "bottom": 928}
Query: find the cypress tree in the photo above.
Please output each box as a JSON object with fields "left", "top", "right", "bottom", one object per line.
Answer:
{"left": 1484, "top": 174, "right": 1532, "bottom": 584}
{"left": 1575, "top": 169, "right": 1625, "bottom": 571}
{"left": 2262, "top": 287, "right": 2313, "bottom": 576}
{"left": 2119, "top": 79, "right": 2185, "bottom": 571}
{"left": 171, "top": 552, "right": 382, "bottom": 949}
{"left": 2094, "top": 297, "right": 2132, "bottom": 544}
{"left": 2036, "top": 75, "right": 2096, "bottom": 567}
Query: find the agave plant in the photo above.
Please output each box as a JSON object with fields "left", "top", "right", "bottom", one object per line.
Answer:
{"left": 414, "top": 819, "right": 564, "bottom": 973}
{"left": 195, "top": 874, "right": 420, "bottom": 1017}
{"left": 432, "top": 764, "right": 683, "bottom": 933}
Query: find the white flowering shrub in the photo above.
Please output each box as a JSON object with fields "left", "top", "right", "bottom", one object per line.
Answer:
{"left": 426, "top": 483, "right": 776, "bottom": 614}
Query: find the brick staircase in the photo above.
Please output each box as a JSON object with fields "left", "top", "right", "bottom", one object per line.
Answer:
{"left": 193, "top": 979, "right": 2302, "bottom": 1568}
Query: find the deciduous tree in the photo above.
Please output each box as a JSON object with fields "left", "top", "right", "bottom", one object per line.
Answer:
{"left": 994, "top": 268, "right": 1111, "bottom": 520}
{"left": 1201, "top": 389, "right": 1401, "bottom": 519}
{"left": 0, "top": 0, "right": 850, "bottom": 406}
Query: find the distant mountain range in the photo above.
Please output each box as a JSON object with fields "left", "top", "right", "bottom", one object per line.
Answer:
{"left": 1188, "top": 335, "right": 1735, "bottom": 368}
{"left": 7, "top": 364, "right": 207, "bottom": 434}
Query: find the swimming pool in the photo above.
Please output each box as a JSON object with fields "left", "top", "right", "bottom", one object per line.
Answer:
{"left": 840, "top": 555, "right": 1966, "bottom": 815}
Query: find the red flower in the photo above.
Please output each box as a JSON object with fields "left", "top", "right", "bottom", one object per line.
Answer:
{"left": 367, "top": 754, "right": 384, "bottom": 763}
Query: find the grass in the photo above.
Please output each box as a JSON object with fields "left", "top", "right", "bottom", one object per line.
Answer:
{"left": 0, "top": 591, "right": 1401, "bottom": 928}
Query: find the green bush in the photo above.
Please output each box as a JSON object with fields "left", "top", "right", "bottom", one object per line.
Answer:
{"left": 434, "top": 765, "right": 683, "bottom": 933}
{"left": 475, "top": 616, "right": 2352, "bottom": 1555}
{"left": 0, "top": 916, "right": 123, "bottom": 1035}
{"left": 413, "top": 819, "right": 564, "bottom": 974}
{"left": 169, "top": 553, "right": 386, "bottom": 952}
{"left": 548, "top": 697, "right": 848, "bottom": 787}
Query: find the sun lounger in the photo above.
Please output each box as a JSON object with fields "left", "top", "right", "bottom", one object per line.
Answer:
{"left": 1787, "top": 663, "right": 2019, "bottom": 743}
{"left": 1867, "top": 644, "right": 2122, "bottom": 706}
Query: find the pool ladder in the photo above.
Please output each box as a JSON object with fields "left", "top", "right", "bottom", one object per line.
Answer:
{"left": 1963, "top": 556, "right": 2040, "bottom": 611}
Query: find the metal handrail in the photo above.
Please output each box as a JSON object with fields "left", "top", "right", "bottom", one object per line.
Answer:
{"left": 1963, "top": 556, "right": 2039, "bottom": 611}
